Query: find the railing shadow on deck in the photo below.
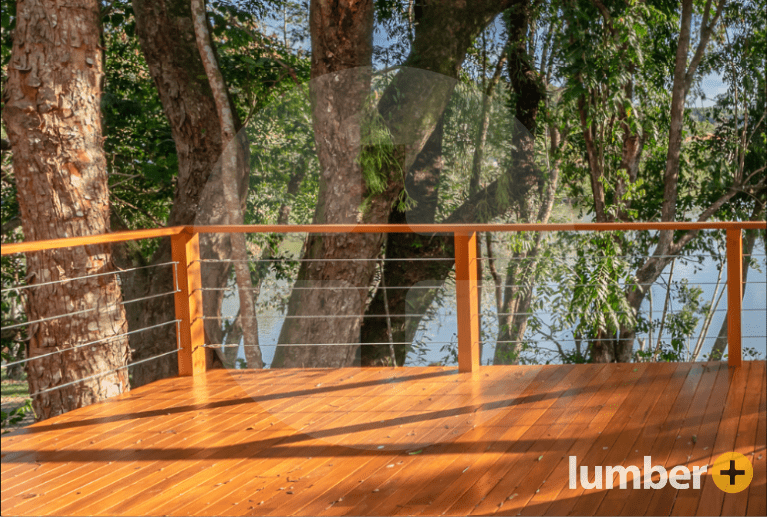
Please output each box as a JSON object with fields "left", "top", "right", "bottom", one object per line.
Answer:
{"left": 3, "top": 366, "right": 761, "bottom": 464}
{"left": 5, "top": 361, "right": 761, "bottom": 460}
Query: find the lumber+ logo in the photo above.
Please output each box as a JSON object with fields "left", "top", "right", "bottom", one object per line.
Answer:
{"left": 569, "top": 456, "right": 708, "bottom": 490}
{"left": 569, "top": 453, "right": 753, "bottom": 492}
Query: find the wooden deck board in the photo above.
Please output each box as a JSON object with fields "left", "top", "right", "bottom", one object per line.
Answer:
{"left": 437, "top": 364, "right": 616, "bottom": 516}
{"left": 596, "top": 362, "right": 700, "bottom": 517}
{"left": 177, "top": 369, "right": 409, "bottom": 516}
{"left": 57, "top": 368, "right": 343, "bottom": 516}
{"left": 383, "top": 365, "right": 605, "bottom": 516}
{"left": 642, "top": 363, "right": 723, "bottom": 517}
{"left": 530, "top": 362, "right": 677, "bottom": 517}
{"left": 2, "top": 362, "right": 764, "bottom": 517}
{"left": 358, "top": 365, "right": 575, "bottom": 516}
{"left": 722, "top": 361, "right": 764, "bottom": 517}
{"left": 466, "top": 363, "right": 617, "bottom": 517}
{"left": 363, "top": 365, "right": 583, "bottom": 516}
{"left": 746, "top": 361, "right": 766, "bottom": 517}
{"left": 1, "top": 386, "right": 222, "bottom": 504}
{"left": 154, "top": 369, "right": 390, "bottom": 516}
{"left": 669, "top": 362, "right": 735, "bottom": 516}
{"left": 267, "top": 366, "right": 530, "bottom": 517}
{"left": 693, "top": 362, "right": 751, "bottom": 516}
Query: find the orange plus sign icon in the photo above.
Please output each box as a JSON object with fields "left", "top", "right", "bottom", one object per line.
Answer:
{"left": 711, "top": 452, "right": 753, "bottom": 493}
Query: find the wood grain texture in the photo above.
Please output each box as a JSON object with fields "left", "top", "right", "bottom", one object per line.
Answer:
{"left": 1, "top": 363, "right": 763, "bottom": 516}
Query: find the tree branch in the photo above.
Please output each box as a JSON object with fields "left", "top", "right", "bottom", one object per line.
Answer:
{"left": 684, "top": 0, "right": 726, "bottom": 94}
{"left": 111, "top": 195, "right": 165, "bottom": 227}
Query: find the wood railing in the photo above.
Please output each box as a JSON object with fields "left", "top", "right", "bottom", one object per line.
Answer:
{"left": 3, "top": 221, "right": 765, "bottom": 373}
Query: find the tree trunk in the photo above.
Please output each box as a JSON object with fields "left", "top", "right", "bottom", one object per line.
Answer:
{"left": 273, "top": 1, "right": 518, "bottom": 367}
{"left": 191, "top": 0, "right": 263, "bottom": 370}
{"left": 270, "top": 0, "right": 377, "bottom": 368}
{"left": 360, "top": 118, "right": 447, "bottom": 366}
{"left": 609, "top": 0, "right": 727, "bottom": 363}
{"left": 354, "top": 0, "right": 525, "bottom": 366}
{"left": 123, "top": 0, "right": 248, "bottom": 385}
{"left": 3, "top": 0, "right": 130, "bottom": 419}
{"left": 492, "top": 2, "right": 552, "bottom": 365}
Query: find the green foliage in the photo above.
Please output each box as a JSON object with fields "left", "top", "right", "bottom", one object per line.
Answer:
{"left": 358, "top": 109, "right": 400, "bottom": 196}
{"left": 2, "top": 0, "right": 764, "bottom": 371}
{"left": 100, "top": 2, "right": 176, "bottom": 244}
{"left": 565, "top": 234, "right": 637, "bottom": 339}
{"left": 1, "top": 354, "right": 33, "bottom": 432}
{"left": 356, "top": 103, "right": 415, "bottom": 213}
{"left": 636, "top": 278, "right": 709, "bottom": 362}
{"left": 0, "top": 399, "right": 33, "bottom": 432}
{"left": 0, "top": 168, "right": 26, "bottom": 378}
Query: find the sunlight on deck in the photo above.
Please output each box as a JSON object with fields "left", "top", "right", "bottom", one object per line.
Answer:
{"left": 2, "top": 362, "right": 765, "bottom": 516}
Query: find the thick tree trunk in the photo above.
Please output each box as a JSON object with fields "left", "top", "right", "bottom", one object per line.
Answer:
{"left": 271, "top": 0, "right": 377, "bottom": 367}
{"left": 123, "top": 0, "right": 248, "bottom": 385}
{"left": 273, "top": 1, "right": 519, "bottom": 367}
{"left": 3, "top": 0, "right": 130, "bottom": 419}
{"left": 363, "top": 0, "right": 545, "bottom": 365}
{"left": 360, "top": 118, "right": 447, "bottom": 366}
{"left": 350, "top": 1, "right": 525, "bottom": 366}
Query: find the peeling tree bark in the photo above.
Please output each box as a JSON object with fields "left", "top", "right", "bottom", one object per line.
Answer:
{"left": 122, "top": 0, "right": 257, "bottom": 385}
{"left": 3, "top": 0, "right": 130, "bottom": 418}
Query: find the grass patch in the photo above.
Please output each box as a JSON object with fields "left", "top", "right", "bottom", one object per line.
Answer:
{"left": 1, "top": 380, "right": 30, "bottom": 400}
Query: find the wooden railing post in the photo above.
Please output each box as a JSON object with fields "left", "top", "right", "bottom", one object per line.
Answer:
{"left": 455, "top": 232, "right": 480, "bottom": 373}
{"left": 171, "top": 229, "right": 206, "bottom": 376}
{"left": 726, "top": 228, "right": 743, "bottom": 367}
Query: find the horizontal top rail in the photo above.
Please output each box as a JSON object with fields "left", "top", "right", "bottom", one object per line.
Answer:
{"left": 191, "top": 221, "right": 767, "bottom": 234}
{"left": 2, "top": 221, "right": 765, "bottom": 256}
{"left": 1, "top": 226, "right": 183, "bottom": 256}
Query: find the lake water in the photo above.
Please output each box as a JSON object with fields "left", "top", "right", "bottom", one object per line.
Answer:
{"left": 222, "top": 240, "right": 766, "bottom": 366}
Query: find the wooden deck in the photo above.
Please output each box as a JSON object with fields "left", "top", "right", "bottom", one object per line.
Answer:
{"left": 1, "top": 361, "right": 764, "bottom": 516}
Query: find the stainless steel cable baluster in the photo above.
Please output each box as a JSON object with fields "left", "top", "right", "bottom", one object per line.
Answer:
{"left": 0, "top": 261, "right": 178, "bottom": 294}
{"left": 27, "top": 348, "right": 181, "bottom": 397}
{"left": 0, "top": 320, "right": 182, "bottom": 369}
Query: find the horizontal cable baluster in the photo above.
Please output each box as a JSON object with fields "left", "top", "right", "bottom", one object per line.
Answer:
{"left": 121, "top": 289, "right": 182, "bottom": 306}
{"left": 27, "top": 349, "right": 181, "bottom": 397}
{"left": 481, "top": 335, "right": 767, "bottom": 344}
{"left": 1, "top": 289, "right": 181, "bottom": 330}
{"left": 204, "top": 341, "right": 454, "bottom": 348}
{"left": 3, "top": 306, "right": 101, "bottom": 330}
{"left": 0, "top": 261, "right": 177, "bottom": 294}
{"left": 201, "top": 314, "right": 430, "bottom": 320}
{"left": 197, "top": 257, "right": 454, "bottom": 263}
{"left": 0, "top": 320, "right": 181, "bottom": 369}
{"left": 197, "top": 285, "right": 444, "bottom": 292}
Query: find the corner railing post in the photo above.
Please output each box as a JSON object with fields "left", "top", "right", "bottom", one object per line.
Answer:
{"left": 726, "top": 227, "right": 743, "bottom": 367}
{"left": 171, "top": 229, "right": 206, "bottom": 376}
{"left": 455, "top": 232, "right": 480, "bottom": 373}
